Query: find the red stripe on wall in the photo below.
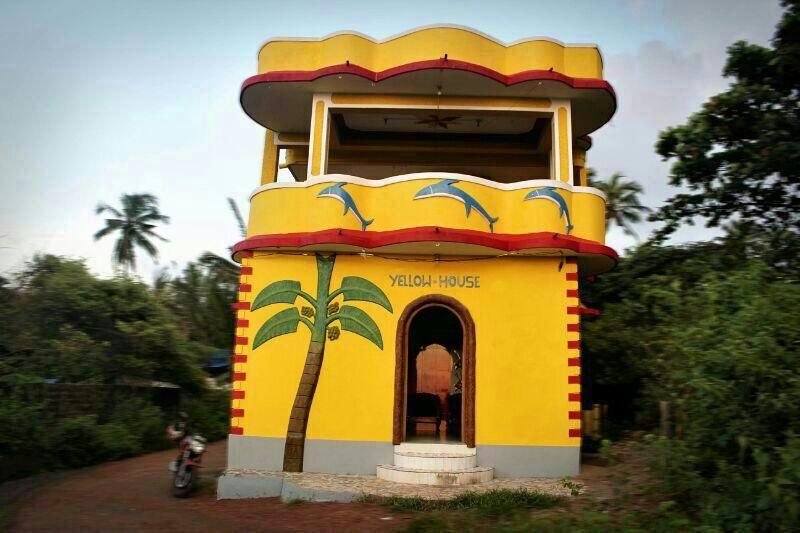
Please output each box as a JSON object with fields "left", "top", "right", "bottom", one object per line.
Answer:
{"left": 239, "top": 284, "right": 252, "bottom": 293}
{"left": 567, "top": 323, "right": 581, "bottom": 332}
{"left": 230, "top": 426, "right": 244, "bottom": 435}
{"left": 236, "top": 319, "right": 249, "bottom": 328}
{"left": 235, "top": 336, "right": 248, "bottom": 345}
{"left": 231, "top": 408, "right": 245, "bottom": 418}
{"left": 566, "top": 273, "right": 579, "bottom": 281}
{"left": 568, "top": 393, "right": 581, "bottom": 402}
{"left": 232, "top": 372, "right": 246, "bottom": 382}
{"left": 569, "top": 429, "right": 582, "bottom": 438}
{"left": 568, "top": 340, "right": 581, "bottom": 350}
{"left": 232, "top": 390, "right": 245, "bottom": 400}
{"left": 567, "top": 306, "right": 579, "bottom": 315}
{"left": 568, "top": 375, "right": 581, "bottom": 384}
{"left": 566, "top": 289, "right": 580, "bottom": 298}
{"left": 568, "top": 358, "right": 581, "bottom": 367}
{"left": 239, "top": 250, "right": 254, "bottom": 258}
{"left": 569, "top": 411, "right": 581, "bottom": 420}
{"left": 232, "top": 302, "right": 251, "bottom": 311}
{"left": 565, "top": 257, "right": 578, "bottom": 265}
{"left": 233, "top": 355, "right": 248, "bottom": 363}
{"left": 240, "top": 266, "right": 253, "bottom": 275}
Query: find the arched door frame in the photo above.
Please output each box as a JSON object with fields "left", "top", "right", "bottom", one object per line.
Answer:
{"left": 393, "top": 294, "right": 476, "bottom": 447}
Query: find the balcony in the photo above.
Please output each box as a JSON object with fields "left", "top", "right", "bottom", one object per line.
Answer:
{"left": 237, "top": 173, "right": 616, "bottom": 273}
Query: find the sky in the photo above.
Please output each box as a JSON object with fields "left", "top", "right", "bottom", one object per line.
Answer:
{"left": 0, "top": 0, "right": 785, "bottom": 281}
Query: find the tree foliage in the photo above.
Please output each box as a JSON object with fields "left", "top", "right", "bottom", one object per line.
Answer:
{"left": 589, "top": 170, "right": 650, "bottom": 237}
{"left": 94, "top": 193, "right": 170, "bottom": 273}
{"left": 653, "top": 0, "right": 800, "bottom": 240}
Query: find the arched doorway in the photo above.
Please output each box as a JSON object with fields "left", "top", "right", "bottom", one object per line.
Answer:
{"left": 393, "top": 295, "right": 475, "bottom": 447}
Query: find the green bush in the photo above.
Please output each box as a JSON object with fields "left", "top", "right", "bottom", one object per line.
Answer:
{"left": 96, "top": 422, "right": 140, "bottom": 460}
{"left": 50, "top": 415, "right": 102, "bottom": 468}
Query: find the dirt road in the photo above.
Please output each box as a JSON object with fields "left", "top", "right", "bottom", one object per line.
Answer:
{"left": 9, "top": 440, "right": 406, "bottom": 532}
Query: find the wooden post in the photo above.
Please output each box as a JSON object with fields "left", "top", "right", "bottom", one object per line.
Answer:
{"left": 591, "top": 404, "right": 601, "bottom": 436}
{"left": 660, "top": 400, "right": 672, "bottom": 438}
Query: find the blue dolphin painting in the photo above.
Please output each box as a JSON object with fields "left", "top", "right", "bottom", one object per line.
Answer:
{"left": 524, "top": 187, "right": 574, "bottom": 235}
{"left": 414, "top": 179, "right": 500, "bottom": 232}
{"left": 316, "top": 182, "right": 374, "bottom": 231}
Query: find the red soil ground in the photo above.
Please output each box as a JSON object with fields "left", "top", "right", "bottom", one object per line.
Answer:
{"left": 8, "top": 440, "right": 409, "bottom": 532}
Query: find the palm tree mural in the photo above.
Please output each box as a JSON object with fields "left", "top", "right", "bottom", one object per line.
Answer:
{"left": 94, "top": 193, "right": 170, "bottom": 273}
{"left": 250, "top": 253, "right": 392, "bottom": 472}
{"left": 588, "top": 170, "right": 650, "bottom": 237}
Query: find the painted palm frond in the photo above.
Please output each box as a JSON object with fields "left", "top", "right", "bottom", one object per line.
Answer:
{"left": 329, "top": 305, "right": 384, "bottom": 349}
{"left": 336, "top": 276, "right": 393, "bottom": 312}
{"left": 253, "top": 307, "right": 304, "bottom": 349}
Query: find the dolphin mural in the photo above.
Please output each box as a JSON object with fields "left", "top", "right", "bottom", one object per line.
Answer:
{"left": 316, "top": 182, "right": 374, "bottom": 231}
{"left": 524, "top": 187, "right": 574, "bottom": 235}
{"left": 414, "top": 179, "right": 500, "bottom": 232}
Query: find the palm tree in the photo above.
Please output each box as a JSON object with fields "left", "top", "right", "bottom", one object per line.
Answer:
{"left": 589, "top": 170, "right": 650, "bottom": 237}
{"left": 94, "top": 193, "right": 170, "bottom": 273}
{"left": 250, "top": 253, "right": 392, "bottom": 472}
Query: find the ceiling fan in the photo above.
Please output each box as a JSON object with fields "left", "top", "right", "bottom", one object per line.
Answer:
{"left": 414, "top": 114, "right": 462, "bottom": 129}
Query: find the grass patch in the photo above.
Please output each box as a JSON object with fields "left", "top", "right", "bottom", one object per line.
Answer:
{"left": 374, "top": 489, "right": 564, "bottom": 518}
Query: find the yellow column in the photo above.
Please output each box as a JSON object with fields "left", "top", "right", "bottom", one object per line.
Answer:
{"left": 260, "top": 130, "right": 279, "bottom": 185}
{"left": 307, "top": 95, "right": 330, "bottom": 178}
{"left": 555, "top": 103, "right": 574, "bottom": 184}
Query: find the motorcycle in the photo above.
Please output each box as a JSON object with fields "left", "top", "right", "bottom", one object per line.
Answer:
{"left": 167, "top": 423, "right": 206, "bottom": 498}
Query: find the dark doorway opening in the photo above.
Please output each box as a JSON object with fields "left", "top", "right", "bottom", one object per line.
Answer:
{"left": 406, "top": 306, "right": 464, "bottom": 443}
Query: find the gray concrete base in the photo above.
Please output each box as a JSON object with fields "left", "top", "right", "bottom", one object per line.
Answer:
{"left": 217, "top": 473, "right": 360, "bottom": 502}
{"left": 476, "top": 444, "right": 579, "bottom": 477}
{"left": 227, "top": 435, "right": 393, "bottom": 475}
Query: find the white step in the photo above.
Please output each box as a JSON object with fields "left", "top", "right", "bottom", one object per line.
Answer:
{"left": 394, "top": 450, "right": 477, "bottom": 471}
{"left": 395, "top": 442, "right": 473, "bottom": 455}
{"left": 377, "top": 464, "right": 494, "bottom": 486}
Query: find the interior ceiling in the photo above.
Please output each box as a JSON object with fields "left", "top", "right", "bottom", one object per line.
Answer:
{"left": 340, "top": 109, "right": 538, "bottom": 134}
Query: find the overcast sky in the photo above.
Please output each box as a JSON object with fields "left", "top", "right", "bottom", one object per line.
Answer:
{"left": 0, "top": 0, "right": 784, "bottom": 281}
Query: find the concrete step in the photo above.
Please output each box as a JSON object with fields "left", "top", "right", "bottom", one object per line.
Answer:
{"left": 377, "top": 464, "right": 494, "bottom": 486}
{"left": 395, "top": 442, "right": 474, "bottom": 455}
{"left": 393, "top": 450, "right": 477, "bottom": 471}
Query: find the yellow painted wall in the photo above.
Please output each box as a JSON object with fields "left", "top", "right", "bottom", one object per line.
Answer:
{"left": 259, "top": 27, "right": 604, "bottom": 80}
{"left": 248, "top": 178, "right": 607, "bottom": 244}
{"left": 233, "top": 253, "right": 579, "bottom": 447}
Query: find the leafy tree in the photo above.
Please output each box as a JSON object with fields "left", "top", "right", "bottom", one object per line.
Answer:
{"left": 589, "top": 170, "right": 650, "bottom": 237}
{"left": 250, "top": 254, "right": 392, "bottom": 471}
{"left": 652, "top": 0, "right": 800, "bottom": 241}
{"left": 94, "top": 193, "right": 170, "bottom": 273}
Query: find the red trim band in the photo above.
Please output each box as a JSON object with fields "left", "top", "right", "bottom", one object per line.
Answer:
{"left": 236, "top": 319, "right": 250, "bottom": 328}
{"left": 232, "top": 390, "right": 246, "bottom": 400}
{"left": 566, "top": 273, "right": 579, "bottom": 281}
{"left": 241, "top": 59, "right": 616, "bottom": 98}
{"left": 568, "top": 375, "right": 581, "bottom": 384}
{"left": 568, "top": 393, "right": 581, "bottom": 402}
{"left": 230, "top": 426, "right": 244, "bottom": 435}
{"left": 568, "top": 340, "right": 581, "bottom": 350}
{"left": 234, "top": 228, "right": 618, "bottom": 261}
{"left": 232, "top": 372, "right": 246, "bottom": 382}
{"left": 231, "top": 408, "right": 245, "bottom": 418}
{"left": 568, "top": 411, "right": 581, "bottom": 420}
{"left": 233, "top": 355, "right": 248, "bottom": 363}
{"left": 568, "top": 358, "right": 581, "bottom": 367}
{"left": 239, "top": 250, "right": 254, "bottom": 258}
{"left": 567, "top": 323, "right": 580, "bottom": 332}
{"left": 241, "top": 266, "right": 253, "bottom": 275}
{"left": 232, "top": 302, "right": 251, "bottom": 311}
{"left": 568, "top": 306, "right": 600, "bottom": 316}
{"left": 239, "top": 283, "right": 252, "bottom": 293}
{"left": 566, "top": 289, "right": 580, "bottom": 298}
{"left": 569, "top": 429, "right": 582, "bottom": 438}
{"left": 235, "top": 336, "right": 248, "bottom": 345}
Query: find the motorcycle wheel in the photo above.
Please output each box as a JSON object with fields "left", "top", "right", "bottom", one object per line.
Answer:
{"left": 172, "top": 466, "right": 194, "bottom": 498}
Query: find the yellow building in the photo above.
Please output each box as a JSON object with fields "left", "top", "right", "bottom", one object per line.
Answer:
{"left": 219, "top": 25, "right": 617, "bottom": 495}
